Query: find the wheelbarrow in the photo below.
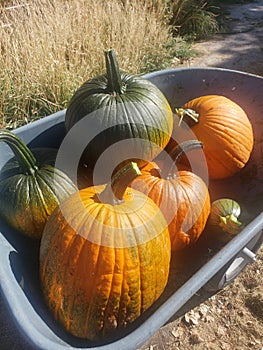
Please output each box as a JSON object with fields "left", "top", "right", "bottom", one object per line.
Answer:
{"left": 0, "top": 67, "right": 262, "bottom": 350}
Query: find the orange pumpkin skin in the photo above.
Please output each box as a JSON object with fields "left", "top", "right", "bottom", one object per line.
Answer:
{"left": 39, "top": 185, "right": 170, "bottom": 340}
{"left": 179, "top": 95, "right": 254, "bottom": 179}
{"left": 132, "top": 162, "right": 211, "bottom": 251}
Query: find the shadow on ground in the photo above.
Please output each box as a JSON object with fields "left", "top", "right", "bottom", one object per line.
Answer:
{"left": 177, "top": 0, "right": 263, "bottom": 76}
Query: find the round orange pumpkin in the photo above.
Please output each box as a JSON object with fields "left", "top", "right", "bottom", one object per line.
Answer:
{"left": 169, "top": 95, "right": 254, "bottom": 179}
{"left": 39, "top": 162, "right": 170, "bottom": 341}
{"left": 132, "top": 141, "right": 211, "bottom": 251}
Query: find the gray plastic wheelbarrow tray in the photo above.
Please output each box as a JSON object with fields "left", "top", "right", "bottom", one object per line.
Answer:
{"left": 0, "top": 68, "right": 262, "bottom": 350}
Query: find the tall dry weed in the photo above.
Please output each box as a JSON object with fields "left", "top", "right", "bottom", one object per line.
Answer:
{"left": 0, "top": 0, "right": 175, "bottom": 127}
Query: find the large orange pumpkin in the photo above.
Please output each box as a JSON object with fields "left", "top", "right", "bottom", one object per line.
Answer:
{"left": 39, "top": 162, "right": 170, "bottom": 341}
{"left": 167, "top": 95, "right": 254, "bottom": 179}
{"left": 132, "top": 141, "right": 211, "bottom": 251}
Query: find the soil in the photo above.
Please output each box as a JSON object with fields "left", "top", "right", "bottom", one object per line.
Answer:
{"left": 139, "top": 1, "right": 263, "bottom": 349}
{"left": 174, "top": 0, "right": 263, "bottom": 76}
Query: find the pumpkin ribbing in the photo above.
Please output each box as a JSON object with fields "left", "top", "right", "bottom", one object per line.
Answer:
{"left": 132, "top": 141, "right": 211, "bottom": 251}
{"left": 0, "top": 129, "right": 77, "bottom": 239}
{"left": 65, "top": 49, "right": 173, "bottom": 186}
{"left": 172, "top": 95, "right": 254, "bottom": 179}
{"left": 39, "top": 162, "right": 171, "bottom": 340}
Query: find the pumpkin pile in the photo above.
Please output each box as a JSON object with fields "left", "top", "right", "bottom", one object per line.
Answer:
{"left": 0, "top": 49, "right": 255, "bottom": 342}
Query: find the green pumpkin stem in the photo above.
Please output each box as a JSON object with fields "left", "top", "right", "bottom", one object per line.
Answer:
{"left": 219, "top": 213, "right": 243, "bottom": 235}
{"left": 175, "top": 108, "right": 199, "bottom": 127}
{"left": 0, "top": 129, "right": 38, "bottom": 175}
{"left": 99, "top": 162, "right": 141, "bottom": 205}
{"left": 166, "top": 140, "right": 203, "bottom": 178}
{"left": 105, "top": 49, "right": 125, "bottom": 95}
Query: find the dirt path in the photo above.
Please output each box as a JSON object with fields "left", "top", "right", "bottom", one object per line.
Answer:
{"left": 177, "top": 0, "right": 263, "bottom": 76}
{"left": 139, "top": 2, "right": 263, "bottom": 350}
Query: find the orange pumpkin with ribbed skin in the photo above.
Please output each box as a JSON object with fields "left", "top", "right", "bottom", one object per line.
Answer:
{"left": 170, "top": 95, "right": 254, "bottom": 179}
{"left": 132, "top": 141, "right": 211, "bottom": 251}
{"left": 39, "top": 163, "right": 170, "bottom": 341}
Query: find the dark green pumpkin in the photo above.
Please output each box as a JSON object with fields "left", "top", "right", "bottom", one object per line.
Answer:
{"left": 65, "top": 49, "right": 173, "bottom": 185}
{"left": 0, "top": 129, "right": 77, "bottom": 239}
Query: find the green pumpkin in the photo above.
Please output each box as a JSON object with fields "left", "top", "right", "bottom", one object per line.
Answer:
{"left": 0, "top": 129, "right": 77, "bottom": 239}
{"left": 65, "top": 49, "right": 173, "bottom": 185}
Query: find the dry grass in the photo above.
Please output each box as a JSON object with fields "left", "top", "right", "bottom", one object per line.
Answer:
{"left": 167, "top": 0, "right": 219, "bottom": 39}
{"left": 0, "top": 0, "right": 176, "bottom": 128}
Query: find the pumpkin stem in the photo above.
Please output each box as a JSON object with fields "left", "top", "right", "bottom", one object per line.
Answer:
{"left": 105, "top": 49, "right": 125, "bottom": 95}
{"left": 0, "top": 129, "right": 38, "bottom": 175}
{"left": 99, "top": 162, "right": 141, "bottom": 205}
{"left": 175, "top": 108, "right": 199, "bottom": 127}
{"left": 219, "top": 213, "right": 243, "bottom": 235}
{"left": 166, "top": 140, "right": 203, "bottom": 178}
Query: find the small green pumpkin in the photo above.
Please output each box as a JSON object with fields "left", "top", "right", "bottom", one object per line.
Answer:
{"left": 65, "top": 49, "right": 173, "bottom": 184}
{"left": 209, "top": 198, "right": 243, "bottom": 235}
{"left": 0, "top": 129, "right": 77, "bottom": 239}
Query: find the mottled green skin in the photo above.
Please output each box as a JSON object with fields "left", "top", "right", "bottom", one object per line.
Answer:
{"left": 0, "top": 148, "right": 77, "bottom": 239}
{"left": 65, "top": 70, "right": 173, "bottom": 171}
